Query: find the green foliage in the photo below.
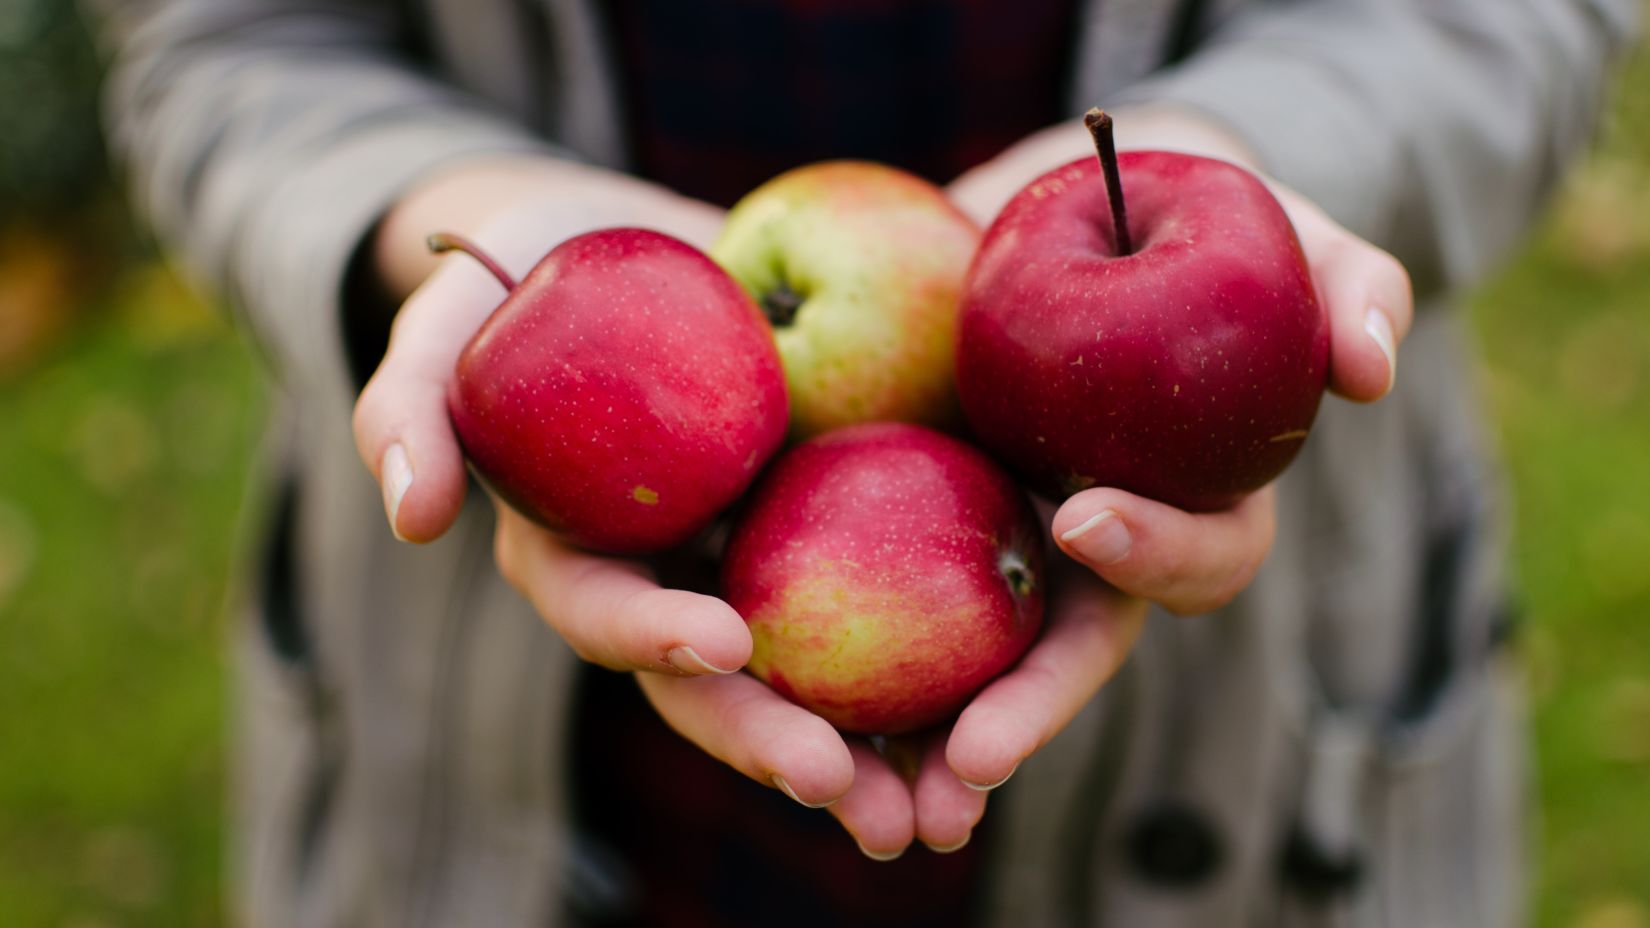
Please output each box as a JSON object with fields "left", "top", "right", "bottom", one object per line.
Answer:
{"left": 1470, "top": 33, "right": 1650, "bottom": 925}
{"left": 0, "top": 0, "right": 108, "bottom": 218}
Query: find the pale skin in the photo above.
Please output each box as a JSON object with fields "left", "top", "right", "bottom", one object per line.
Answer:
{"left": 352, "top": 105, "right": 1413, "bottom": 859}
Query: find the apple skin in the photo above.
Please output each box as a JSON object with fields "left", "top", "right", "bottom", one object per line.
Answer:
{"left": 448, "top": 228, "right": 788, "bottom": 554}
{"left": 956, "top": 152, "right": 1330, "bottom": 512}
{"left": 721, "top": 422, "right": 1045, "bottom": 735}
{"left": 711, "top": 162, "right": 981, "bottom": 440}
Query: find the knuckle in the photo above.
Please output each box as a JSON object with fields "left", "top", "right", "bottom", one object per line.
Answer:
{"left": 1141, "top": 546, "right": 1199, "bottom": 606}
{"left": 1199, "top": 566, "right": 1253, "bottom": 615}
{"left": 491, "top": 526, "right": 519, "bottom": 583}
{"left": 1375, "top": 250, "right": 1412, "bottom": 299}
{"left": 1178, "top": 534, "right": 1268, "bottom": 616}
{"left": 566, "top": 639, "right": 603, "bottom": 665}
{"left": 350, "top": 381, "right": 386, "bottom": 442}
{"left": 598, "top": 586, "right": 657, "bottom": 664}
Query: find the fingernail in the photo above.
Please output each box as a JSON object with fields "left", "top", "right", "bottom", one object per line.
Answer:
{"left": 381, "top": 443, "right": 413, "bottom": 541}
{"left": 1364, "top": 308, "right": 1397, "bottom": 394}
{"left": 962, "top": 760, "right": 1021, "bottom": 792}
{"left": 667, "top": 646, "right": 737, "bottom": 676}
{"left": 925, "top": 834, "right": 972, "bottom": 854}
{"left": 1059, "top": 509, "right": 1131, "bottom": 565}
{"left": 771, "top": 774, "right": 833, "bottom": 809}
{"left": 858, "top": 841, "right": 904, "bottom": 862}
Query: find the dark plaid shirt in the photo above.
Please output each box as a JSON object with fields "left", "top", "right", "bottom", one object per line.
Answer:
{"left": 576, "top": 2, "right": 1080, "bottom": 925}
{"left": 605, "top": 0, "right": 1081, "bottom": 207}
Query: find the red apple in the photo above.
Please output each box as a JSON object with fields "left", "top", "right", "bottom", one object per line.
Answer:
{"left": 711, "top": 162, "right": 980, "bottom": 439}
{"left": 438, "top": 229, "right": 788, "bottom": 554}
{"left": 957, "top": 111, "right": 1329, "bottom": 511}
{"left": 722, "top": 422, "right": 1045, "bottom": 735}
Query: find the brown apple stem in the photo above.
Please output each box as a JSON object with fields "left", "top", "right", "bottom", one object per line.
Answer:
{"left": 427, "top": 232, "right": 518, "bottom": 291}
{"left": 1083, "top": 108, "right": 1133, "bottom": 257}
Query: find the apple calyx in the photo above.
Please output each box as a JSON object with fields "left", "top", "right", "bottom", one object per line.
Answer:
{"left": 998, "top": 549, "right": 1037, "bottom": 600}
{"left": 427, "top": 231, "right": 518, "bottom": 291}
{"left": 1082, "top": 108, "right": 1133, "bottom": 257}
{"left": 760, "top": 280, "right": 805, "bottom": 327}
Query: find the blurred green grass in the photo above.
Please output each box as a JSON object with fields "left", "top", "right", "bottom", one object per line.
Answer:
{"left": 0, "top": 34, "right": 1647, "bottom": 928}
{"left": 1470, "top": 35, "right": 1650, "bottom": 926}
{"left": 0, "top": 265, "right": 263, "bottom": 926}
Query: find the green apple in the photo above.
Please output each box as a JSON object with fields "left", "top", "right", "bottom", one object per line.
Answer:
{"left": 711, "top": 162, "right": 981, "bottom": 439}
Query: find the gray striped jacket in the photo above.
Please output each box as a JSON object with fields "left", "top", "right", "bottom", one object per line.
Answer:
{"left": 89, "top": 0, "right": 1638, "bottom": 924}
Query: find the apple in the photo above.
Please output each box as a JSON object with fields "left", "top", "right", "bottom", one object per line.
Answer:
{"left": 711, "top": 161, "right": 981, "bottom": 439}
{"left": 436, "top": 229, "right": 788, "bottom": 554}
{"left": 956, "top": 110, "right": 1329, "bottom": 511}
{"left": 721, "top": 422, "right": 1045, "bottom": 735}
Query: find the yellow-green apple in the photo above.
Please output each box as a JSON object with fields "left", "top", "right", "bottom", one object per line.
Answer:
{"left": 436, "top": 229, "right": 788, "bottom": 554}
{"left": 957, "top": 110, "right": 1329, "bottom": 511}
{"left": 721, "top": 422, "right": 1045, "bottom": 735}
{"left": 711, "top": 162, "right": 980, "bottom": 439}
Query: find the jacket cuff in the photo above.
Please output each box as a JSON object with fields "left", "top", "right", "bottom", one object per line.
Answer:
{"left": 228, "top": 115, "right": 556, "bottom": 402}
{"left": 1108, "top": 43, "right": 1403, "bottom": 250}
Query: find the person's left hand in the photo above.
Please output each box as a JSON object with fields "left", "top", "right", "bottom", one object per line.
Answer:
{"left": 948, "top": 105, "right": 1412, "bottom": 617}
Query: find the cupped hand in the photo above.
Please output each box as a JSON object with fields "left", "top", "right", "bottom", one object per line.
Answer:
{"left": 350, "top": 157, "right": 750, "bottom": 677}
{"left": 949, "top": 105, "right": 1414, "bottom": 614}
{"left": 636, "top": 530, "right": 1146, "bottom": 859}
{"left": 352, "top": 157, "right": 724, "bottom": 543}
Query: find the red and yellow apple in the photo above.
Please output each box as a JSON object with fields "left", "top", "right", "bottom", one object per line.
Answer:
{"left": 721, "top": 422, "right": 1045, "bottom": 735}
{"left": 711, "top": 162, "right": 980, "bottom": 439}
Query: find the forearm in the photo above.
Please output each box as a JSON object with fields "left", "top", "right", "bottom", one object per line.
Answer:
{"left": 86, "top": 0, "right": 558, "bottom": 386}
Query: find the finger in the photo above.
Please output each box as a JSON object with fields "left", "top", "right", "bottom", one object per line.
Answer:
{"left": 1051, "top": 485, "right": 1276, "bottom": 616}
{"left": 352, "top": 253, "right": 515, "bottom": 542}
{"left": 638, "top": 671, "right": 855, "bottom": 807}
{"left": 913, "top": 734, "right": 988, "bottom": 853}
{"left": 1278, "top": 192, "right": 1414, "bottom": 402}
{"left": 945, "top": 121, "right": 1095, "bottom": 226}
{"left": 496, "top": 507, "right": 752, "bottom": 674}
{"left": 947, "top": 569, "right": 1146, "bottom": 789}
{"left": 827, "top": 740, "right": 917, "bottom": 861}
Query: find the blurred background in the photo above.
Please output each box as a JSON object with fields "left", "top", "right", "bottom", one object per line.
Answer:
{"left": 0, "top": 3, "right": 1647, "bottom": 926}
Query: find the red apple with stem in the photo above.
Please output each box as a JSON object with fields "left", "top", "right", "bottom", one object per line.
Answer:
{"left": 721, "top": 422, "right": 1045, "bottom": 735}
{"left": 435, "top": 228, "right": 788, "bottom": 554}
{"left": 957, "top": 110, "right": 1329, "bottom": 511}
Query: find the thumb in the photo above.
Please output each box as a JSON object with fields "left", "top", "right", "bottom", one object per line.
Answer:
{"left": 1050, "top": 485, "right": 1276, "bottom": 616}
{"left": 351, "top": 250, "right": 514, "bottom": 542}
{"left": 1275, "top": 189, "right": 1414, "bottom": 403}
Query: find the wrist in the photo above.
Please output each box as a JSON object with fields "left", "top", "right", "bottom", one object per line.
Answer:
{"left": 1104, "top": 103, "right": 1262, "bottom": 172}
{"left": 370, "top": 157, "right": 713, "bottom": 300}
{"left": 949, "top": 106, "right": 1263, "bottom": 227}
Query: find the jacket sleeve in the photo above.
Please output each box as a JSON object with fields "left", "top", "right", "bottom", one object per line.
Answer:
{"left": 87, "top": 0, "right": 559, "bottom": 387}
{"left": 1111, "top": 0, "right": 1640, "bottom": 294}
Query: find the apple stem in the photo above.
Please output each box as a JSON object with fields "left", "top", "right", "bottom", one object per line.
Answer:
{"left": 427, "top": 232, "right": 518, "bottom": 291}
{"left": 1083, "top": 108, "right": 1133, "bottom": 257}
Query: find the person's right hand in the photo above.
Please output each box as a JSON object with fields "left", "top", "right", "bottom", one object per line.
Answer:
{"left": 352, "top": 156, "right": 725, "bottom": 545}
{"left": 351, "top": 156, "right": 755, "bottom": 679}
{"left": 349, "top": 159, "right": 851, "bottom": 826}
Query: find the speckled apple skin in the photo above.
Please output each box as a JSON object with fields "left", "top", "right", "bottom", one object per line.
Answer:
{"left": 721, "top": 423, "right": 1045, "bottom": 735}
{"left": 449, "top": 229, "right": 788, "bottom": 554}
{"left": 957, "top": 152, "right": 1329, "bottom": 512}
{"left": 712, "top": 162, "right": 980, "bottom": 439}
